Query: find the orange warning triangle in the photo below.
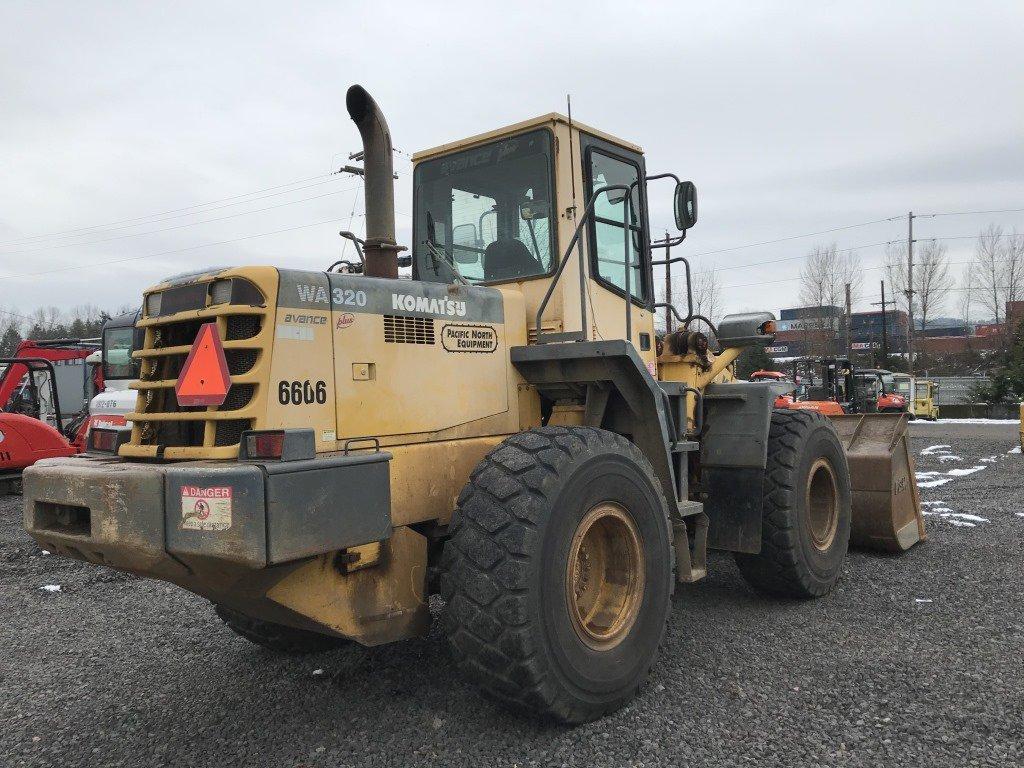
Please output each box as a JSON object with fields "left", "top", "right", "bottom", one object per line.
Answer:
{"left": 175, "top": 322, "right": 231, "bottom": 406}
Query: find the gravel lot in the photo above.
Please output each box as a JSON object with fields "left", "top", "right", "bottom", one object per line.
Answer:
{"left": 2, "top": 422, "right": 1022, "bottom": 767}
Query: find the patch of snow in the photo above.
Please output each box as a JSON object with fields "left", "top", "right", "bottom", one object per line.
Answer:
{"left": 980, "top": 456, "right": 998, "bottom": 463}
{"left": 40, "top": 550, "right": 50, "bottom": 555}
{"left": 920, "top": 444, "right": 951, "bottom": 455}
{"left": 946, "top": 519, "right": 976, "bottom": 527}
{"left": 945, "top": 465, "right": 986, "bottom": 477}
{"left": 312, "top": 669, "right": 324, "bottom": 676}
{"left": 1016, "top": 513, "right": 1024, "bottom": 518}
{"left": 920, "top": 500, "right": 945, "bottom": 506}
{"left": 917, "top": 478, "right": 953, "bottom": 488}
{"left": 923, "top": 509, "right": 989, "bottom": 525}
{"left": 40, "top": 584, "right": 61, "bottom": 592}
{"left": 915, "top": 598, "right": 933, "bottom": 603}
{"left": 916, "top": 471, "right": 941, "bottom": 478}
{"left": 914, "top": 418, "right": 1021, "bottom": 424}
{"left": 935, "top": 454, "right": 963, "bottom": 462}
{"left": 1009, "top": 445, "right": 1021, "bottom": 455}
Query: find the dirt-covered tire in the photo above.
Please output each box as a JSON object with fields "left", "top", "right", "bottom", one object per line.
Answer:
{"left": 440, "top": 426, "right": 674, "bottom": 724}
{"left": 214, "top": 604, "right": 352, "bottom": 654}
{"left": 734, "top": 409, "right": 851, "bottom": 599}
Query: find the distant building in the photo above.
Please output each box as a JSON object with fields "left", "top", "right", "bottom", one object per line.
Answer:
{"left": 1006, "top": 301, "right": 1024, "bottom": 330}
{"left": 850, "top": 309, "right": 909, "bottom": 353}
{"left": 779, "top": 305, "right": 844, "bottom": 322}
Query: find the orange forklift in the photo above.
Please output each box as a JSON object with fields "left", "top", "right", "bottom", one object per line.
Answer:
{"left": 779, "top": 357, "right": 879, "bottom": 416}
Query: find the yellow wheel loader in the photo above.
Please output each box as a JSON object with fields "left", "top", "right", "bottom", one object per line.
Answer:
{"left": 22, "top": 86, "right": 925, "bottom": 724}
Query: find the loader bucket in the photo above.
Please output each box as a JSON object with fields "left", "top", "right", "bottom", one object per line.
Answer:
{"left": 828, "top": 413, "right": 926, "bottom": 552}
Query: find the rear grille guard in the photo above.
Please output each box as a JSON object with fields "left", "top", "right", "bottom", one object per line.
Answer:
{"left": 123, "top": 302, "right": 267, "bottom": 460}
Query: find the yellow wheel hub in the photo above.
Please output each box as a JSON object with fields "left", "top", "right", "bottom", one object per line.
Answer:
{"left": 806, "top": 458, "right": 839, "bottom": 551}
{"left": 566, "top": 502, "right": 644, "bottom": 650}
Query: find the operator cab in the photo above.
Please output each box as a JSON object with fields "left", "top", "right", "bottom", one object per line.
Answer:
{"left": 87, "top": 309, "right": 144, "bottom": 435}
{"left": 411, "top": 114, "right": 699, "bottom": 349}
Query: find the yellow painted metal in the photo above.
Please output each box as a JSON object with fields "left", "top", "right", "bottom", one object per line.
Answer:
{"left": 566, "top": 502, "right": 644, "bottom": 651}
{"left": 267, "top": 525, "right": 430, "bottom": 646}
{"left": 657, "top": 345, "right": 742, "bottom": 431}
{"left": 387, "top": 436, "right": 508, "bottom": 527}
{"left": 912, "top": 379, "right": 940, "bottom": 421}
{"left": 412, "top": 112, "right": 642, "bottom": 162}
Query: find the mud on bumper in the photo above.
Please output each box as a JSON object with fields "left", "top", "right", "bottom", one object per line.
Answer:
{"left": 22, "top": 452, "right": 392, "bottom": 575}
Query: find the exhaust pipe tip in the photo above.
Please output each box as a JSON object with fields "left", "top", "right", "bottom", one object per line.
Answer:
{"left": 345, "top": 84, "right": 372, "bottom": 125}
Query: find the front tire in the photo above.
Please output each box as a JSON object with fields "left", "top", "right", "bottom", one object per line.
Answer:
{"left": 734, "top": 409, "right": 851, "bottom": 598}
{"left": 441, "top": 427, "right": 674, "bottom": 723}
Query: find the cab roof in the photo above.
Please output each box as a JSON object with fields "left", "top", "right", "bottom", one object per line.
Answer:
{"left": 412, "top": 113, "right": 643, "bottom": 163}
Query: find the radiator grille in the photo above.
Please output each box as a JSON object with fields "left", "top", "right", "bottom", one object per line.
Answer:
{"left": 384, "top": 315, "right": 435, "bottom": 345}
{"left": 125, "top": 288, "right": 267, "bottom": 458}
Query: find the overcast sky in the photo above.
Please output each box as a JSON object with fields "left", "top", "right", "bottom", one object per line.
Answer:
{"left": 2, "top": 1, "right": 1023, "bottom": 324}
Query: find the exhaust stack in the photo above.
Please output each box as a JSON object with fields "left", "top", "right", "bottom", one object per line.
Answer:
{"left": 346, "top": 85, "right": 400, "bottom": 279}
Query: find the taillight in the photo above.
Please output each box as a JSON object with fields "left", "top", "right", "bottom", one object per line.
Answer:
{"left": 244, "top": 431, "right": 285, "bottom": 459}
{"left": 89, "top": 427, "right": 129, "bottom": 454}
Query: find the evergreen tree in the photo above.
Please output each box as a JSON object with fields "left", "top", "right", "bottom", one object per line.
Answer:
{"left": 735, "top": 345, "right": 775, "bottom": 380}
{"left": 974, "top": 320, "right": 1024, "bottom": 404}
{"left": 0, "top": 324, "right": 22, "bottom": 356}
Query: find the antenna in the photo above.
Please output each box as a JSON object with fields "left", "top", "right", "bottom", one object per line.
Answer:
{"left": 566, "top": 94, "right": 577, "bottom": 218}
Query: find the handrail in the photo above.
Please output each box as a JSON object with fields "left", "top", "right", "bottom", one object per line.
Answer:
{"left": 534, "top": 184, "right": 635, "bottom": 344}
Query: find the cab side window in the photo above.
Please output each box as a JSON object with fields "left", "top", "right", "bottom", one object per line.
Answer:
{"left": 588, "top": 150, "right": 645, "bottom": 301}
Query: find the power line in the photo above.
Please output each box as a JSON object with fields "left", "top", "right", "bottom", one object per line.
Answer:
{"left": 686, "top": 216, "right": 900, "bottom": 259}
{"left": 0, "top": 185, "right": 360, "bottom": 257}
{"left": 709, "top": 240, "right": 895, "bottom": 275}
{"left": 0, "top": 217, "right": 345, "bottom": 282}
{"left": 0, "top": 173, "right": 346, "bottom": 247}
{"left": 917, "top": 207, "right": 1024, "bottom": 218}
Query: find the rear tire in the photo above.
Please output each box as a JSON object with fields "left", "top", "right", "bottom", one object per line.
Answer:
{"left": 734, "top": 409, "right": 851, "bottom": 598}
{"left": 214, "top": 604, "right": 354, "bottom": 655}
{"left": 441, "top": 427, "right": 674, "bottom": 723}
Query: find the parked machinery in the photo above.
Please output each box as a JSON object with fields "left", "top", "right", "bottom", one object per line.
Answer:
{"left": 22, "top": 86, "right": 925, "bottom": 722}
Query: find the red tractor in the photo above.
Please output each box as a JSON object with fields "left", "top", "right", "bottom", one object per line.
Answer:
{"left": 0, "top": 339, "right": 102, "bottom": 493}
{"left": 854, "top": 368, "right": 908, "bottom": 414}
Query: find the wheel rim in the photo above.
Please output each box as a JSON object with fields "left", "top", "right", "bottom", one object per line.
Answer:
{"left": 566, "top": 502, "right": 644, "bottom": 651}
{"left": 806, "top": 458, "right": 839, "bottom": 551}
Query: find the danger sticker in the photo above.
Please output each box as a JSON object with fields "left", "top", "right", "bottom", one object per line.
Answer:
{"left": 180, "top": 486, "right": 232, "bottom": 531}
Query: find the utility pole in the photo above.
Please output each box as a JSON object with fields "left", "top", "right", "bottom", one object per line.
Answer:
{"left": 871, "top": 280, "right": 894, "bottom": 368}
{"left": 664, "top": 231, "right": 672, "bottom": 333}
{"left": 844, "top": 282, "right": 852, "bottom": 359}
{"left": 906, "top": 211, "right": 916, "bottom": 375}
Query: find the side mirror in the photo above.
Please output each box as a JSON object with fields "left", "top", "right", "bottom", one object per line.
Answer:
{"left": 674, "top": 181, "right": 698, "bottom": 230}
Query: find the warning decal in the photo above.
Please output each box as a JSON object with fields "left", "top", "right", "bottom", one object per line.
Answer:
{"left": 180, "top": 486, "right": 232, "bottom": 531}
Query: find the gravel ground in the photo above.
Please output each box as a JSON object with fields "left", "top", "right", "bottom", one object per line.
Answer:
{"left": 1, "top": 422, "right": 1022, "bottom": 767}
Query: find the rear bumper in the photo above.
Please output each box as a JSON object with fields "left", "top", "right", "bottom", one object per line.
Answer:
{"left": 22, "top": 452, "right": 392, "bottom": 574}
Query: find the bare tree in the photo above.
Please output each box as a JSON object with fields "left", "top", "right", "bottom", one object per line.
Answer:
{"left": 691, "top": 265, "right": 722, "bottom": 337}
{"left": 974, "top": 224, "right": 1005, "bottom": 324}
{"left": 914, "top": 240, "right": 953, "bottom": 331}
{"left": 884, "top": 241, "right": 912, "bottom": 315}
{"left": 958, "top": 263, "right": 975, "bottom": 334}
{"left": 1005, "top": 229, "right": 1024, "bottom": 307}
{"left": 799, "top": 243, "right": 861, "bottom": 309}
{"left": 799, "top": 243, "right": 860, "bottom": 356}
{"left": 887, "top": 238, "right": 953, "bottom": 334}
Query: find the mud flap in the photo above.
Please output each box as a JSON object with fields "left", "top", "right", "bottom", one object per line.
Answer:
{"left": 828, "top": 413, "right": 926, "bottom": 552}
